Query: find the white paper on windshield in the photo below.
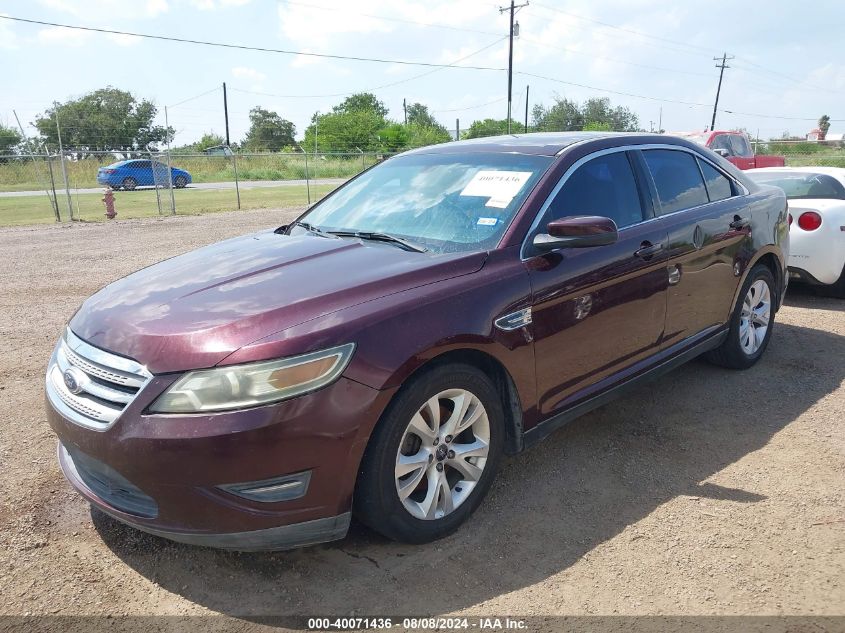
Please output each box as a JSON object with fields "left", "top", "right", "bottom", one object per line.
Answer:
{"left": 460, "top": 171, "right": 532, "bottom": 208}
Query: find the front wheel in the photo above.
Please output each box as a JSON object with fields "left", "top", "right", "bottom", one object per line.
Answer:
{"left": 174, "top": 175, "right": 187, "bottom": 188}
{"left": 354, "top": 364, "right": 504, "bottom": 544}
{"left": 706, "top": 263, "right": 776, "bottom": 369}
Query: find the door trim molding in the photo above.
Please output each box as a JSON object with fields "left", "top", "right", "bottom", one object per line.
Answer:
{"left": 522, "top": 325, "right": 727, "bottom": 450}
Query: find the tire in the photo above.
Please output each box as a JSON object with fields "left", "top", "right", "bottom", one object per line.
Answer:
{"left": 174, "top": 175, "right": 187, "bottom": 189}
{"left": 122, "top": 177, "right": 137, "bottom": 191}
{"left": 354, "top": 363, "right": 505, "bottom": 544}
{"left": 706, "top": 263, "right": 776, "bottom": 369}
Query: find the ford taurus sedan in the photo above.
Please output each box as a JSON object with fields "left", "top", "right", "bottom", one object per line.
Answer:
{"left": 46, "top": 132, "right": 789, "bottom": 550}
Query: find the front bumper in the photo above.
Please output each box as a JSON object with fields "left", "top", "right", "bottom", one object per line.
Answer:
{"left": 47, "top": 374, "right": 394, "bottom": 550}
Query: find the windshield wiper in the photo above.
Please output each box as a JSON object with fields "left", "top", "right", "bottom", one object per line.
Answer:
{"left": 285, "top": 220, "right": 338, "bottom": 239}
{"left": 328, "top": 230, "right": 428, "bottom": 253}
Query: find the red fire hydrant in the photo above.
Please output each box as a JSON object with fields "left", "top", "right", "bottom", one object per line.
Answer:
{"left": 103, "top": 187, "right": 116, "bottom": 219}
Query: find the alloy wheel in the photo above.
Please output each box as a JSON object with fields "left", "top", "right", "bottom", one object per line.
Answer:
{"left": 395, "top": 388, "right": 490, "bottom": 521}
{"left": 739, "top": 279, "right": 771, "bottom": 355}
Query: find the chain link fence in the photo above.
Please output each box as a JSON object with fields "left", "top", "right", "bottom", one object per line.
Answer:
{"left": 0, "top": 149, "right": 387, "bottom": 226}
{"left": 3, "top": 144, "right": 844, "bottom": 227}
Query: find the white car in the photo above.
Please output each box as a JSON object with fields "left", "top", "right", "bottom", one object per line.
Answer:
{"left": 748, "top": 167, "right": 845, "bottom": 297}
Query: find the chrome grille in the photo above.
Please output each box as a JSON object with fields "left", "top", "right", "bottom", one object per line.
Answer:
{"left": 46, "top": 329, "right": 152, "bottom": 431}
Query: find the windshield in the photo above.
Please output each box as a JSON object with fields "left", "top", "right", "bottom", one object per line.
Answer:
{"left": 747, "top": 172, "right": 845, "bottom": 200}
{"left": 296, "top": 152, "right": 554, "bottom": 254}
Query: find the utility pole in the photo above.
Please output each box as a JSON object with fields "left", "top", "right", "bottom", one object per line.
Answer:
{"left": 456, "top": 118, "right": 460, "bottom": 141}
{"left": 223, "top": 82, "right": 230, "bottom": 146}
{"left": 710, "top": 53, "right": 733, "bottom": 131}
{"left": 524, "top": 85, "right": 529, "bottom": 132}
{"left": 403, "top": 98, "right": 407, "bottom": 125}
{"left": 658, "top": 107, "right": 663, "bottom": 133}
{"left": 499, "top": 0, "right": 528, "bottom": 134}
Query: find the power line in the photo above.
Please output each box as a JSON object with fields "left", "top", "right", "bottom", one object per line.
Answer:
{"left": 528, "top": 2, "right": 719, "bottom": 57}
{"left": 168, "top": 86, "right": 221, "bottom": 108}
{"left": 228, "top": 37, "right": 507, "bottom": 100}
{"left": 0, "top": 15, "right": 505, "bottom": 71}
{"left": 432, "top": 97, "right": 507, "bottom": 113}
{"left": 515, "top": 71, "right": 711, "bottom": 107}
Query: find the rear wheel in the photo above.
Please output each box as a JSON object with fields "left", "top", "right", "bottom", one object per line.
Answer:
{"left": 354, "top": 364, "right": 504, "bottom": 544}
{"left": 706, "top": 263, "right": 775, "bottom": 369}
{"left": 122, "top": 177, "right": 137, "bottom": 191}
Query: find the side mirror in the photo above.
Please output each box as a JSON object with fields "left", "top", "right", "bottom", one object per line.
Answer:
{"left": 533, "top": 216, "right": 619, "bottom": 251}
{"left": 713, "top": 148, "right": 730, "bottom": 158}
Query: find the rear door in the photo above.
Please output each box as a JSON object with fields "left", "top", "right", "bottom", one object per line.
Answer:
{"left": 524, "top": 149, "right": 670, "bottom": 418}
{"left": 131, "top": 160, "right": 153, "bottom": 186}
{"left": 638, "top": 148, "right": 750, "bottom": 348}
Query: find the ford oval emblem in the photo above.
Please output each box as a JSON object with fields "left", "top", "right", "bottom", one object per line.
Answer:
{"left": 63, "top": 368, "right": 86, "bottom": 395}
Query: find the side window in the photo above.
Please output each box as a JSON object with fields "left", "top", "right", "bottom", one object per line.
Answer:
{"left": 643, "top": 149, "right": 709, "bottom": 214}
{"left": 131, "top": 160, "right": 151, "bottom": 169}
{"left": 729, "top": 134, "right": 753, "bottom": 158}
{"left": 545, "top": 151, "right": 644, "bottom": 229}
{"left": 697, "top": 159, "right": 734, "bottom": 202}
{"left": 709, "top": 134, "right": 733, "bottom": 155}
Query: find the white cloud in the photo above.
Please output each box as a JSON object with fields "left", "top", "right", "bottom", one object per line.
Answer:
{"left": 190, "top": 0, "right": 250, "bottom": 9}
{"left": 37, "top": 0, "right": 168, "bottom": 18}
{"left": 37, "top": 26, "right": 92, "bottom": 46}
{"left": 278, "top": 0, "right": 392, "bottom": 47}
{"left": 0, "top": 14, "right": 19, "bottom": 50}
{"left": 232, "top": 66, "right": 267, "bottom": 81}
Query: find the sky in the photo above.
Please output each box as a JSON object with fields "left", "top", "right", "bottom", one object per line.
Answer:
{"left": 1, "top": 0, "right": 844, "bottom": 150}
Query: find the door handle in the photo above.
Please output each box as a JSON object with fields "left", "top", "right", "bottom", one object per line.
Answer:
{"left": 634, "top": 241, "right": 664, "bottom": 259}
{"left": 730, "top": 216, "right": 750, "bottom": 230}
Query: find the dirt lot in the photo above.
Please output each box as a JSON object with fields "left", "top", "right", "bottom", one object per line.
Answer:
{"left": 0, "top": 209, "right": 842, "bottom": 626}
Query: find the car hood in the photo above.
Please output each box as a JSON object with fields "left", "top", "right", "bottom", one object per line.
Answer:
{"left": 70, "top": 230, "right": 486, "bottom": 373}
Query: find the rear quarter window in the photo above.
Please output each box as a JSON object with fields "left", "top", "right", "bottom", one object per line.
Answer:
{"left": 698, "top": 159, "right": 734, "bottom": 202}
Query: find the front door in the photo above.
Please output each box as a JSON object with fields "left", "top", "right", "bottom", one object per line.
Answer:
{"left": 524, "top": 149, "right": 669, "bottom": 419}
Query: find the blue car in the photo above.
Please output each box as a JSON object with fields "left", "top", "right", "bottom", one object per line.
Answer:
{"left": 97, "top": 159, "right": 192, "bottom": 191}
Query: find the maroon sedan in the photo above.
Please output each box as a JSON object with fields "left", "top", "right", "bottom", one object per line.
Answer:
{"left": 45, "top": 132, "right": 789, "bottom": 550}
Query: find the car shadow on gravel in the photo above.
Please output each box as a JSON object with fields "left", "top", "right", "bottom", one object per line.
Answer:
{"left": 92, "top": 320, "right": 845, "bottom": 621}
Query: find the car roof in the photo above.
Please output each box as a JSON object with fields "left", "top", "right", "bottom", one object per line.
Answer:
{"left": 402, "top": 131, "right": 676, "bottom": 157}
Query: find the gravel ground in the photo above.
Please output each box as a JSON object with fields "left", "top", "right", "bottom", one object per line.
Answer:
{"left": 0, "top": 209, "right": 842, "bottom": 626}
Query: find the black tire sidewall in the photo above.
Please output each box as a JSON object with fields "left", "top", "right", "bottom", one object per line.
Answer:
{"left": 726, "top": 264, "right": 776, "bottom": 367}
{"left": 122, "top": 177, "right": 136, "bottom": 190}
{"left": 355, "top": 364, "right": 505, "bottom": 544}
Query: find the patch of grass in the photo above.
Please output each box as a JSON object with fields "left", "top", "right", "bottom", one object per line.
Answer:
{"left": 0, "top": 184, "right": 336, "bottom": 227}
{"left": 784, "top": 154, "right": 845, "bottom": 168}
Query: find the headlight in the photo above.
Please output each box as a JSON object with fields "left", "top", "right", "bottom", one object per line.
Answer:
{"left": 149, "top": 343, "right": 355, "bottom": 413}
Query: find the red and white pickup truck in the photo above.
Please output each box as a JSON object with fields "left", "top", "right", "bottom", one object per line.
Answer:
{"left": 678, "top": 130, "right": 786, "bottom": 170}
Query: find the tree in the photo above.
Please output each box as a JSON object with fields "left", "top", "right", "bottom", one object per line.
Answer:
{"left": 532, "top": 97, "right": 583, "bottom": 131}
{"left": 407, "top": 122, "right": 451, "bottom": 148}
{"left": 242, "top": 107, "right": 296, "bottom": 151}
{"left": 33, "top": 87, "right": 172, "bottom": 157}
{"left": 464, "top": 118, "right": 511, "bottom": 139}
{"left": 332, "top": 93, "right": 389, "bottom": 118}
{"left": 581, "top": 98, "right": 639, "bottom": 132}
{"left": 302, "top": 109, "right": 386, "bottom": 152}
{"left": 172, "top": 132, "right": 225, "bottom": 154}
{"left": 406, "top": 102, "right": 438, "bottom": 128}
{"left": 377, "top": 123, "right": 410, "bottom": 152}
{"left": 818, "top": 114, "right": 831, "bottom": 140}
{"left": 0, "top": 124, "right": 22, "bottom": 154}
{"left": 531, "top": 95, "right": 640, "bottom": 132}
